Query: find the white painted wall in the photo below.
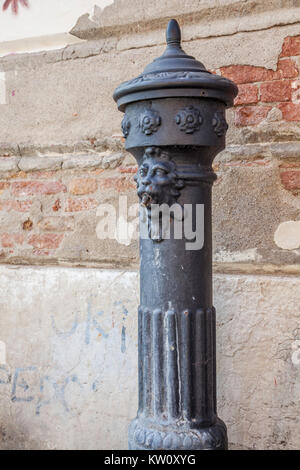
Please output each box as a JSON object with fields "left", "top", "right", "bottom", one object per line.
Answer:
{"left": 0, "top": 0, "right": 114, "bottom": 55}
{"left": 0, "top": 265, "right": 299, "bottom": 449}
{"left": 0, "top": 265, "right": 139, "bottom": 449}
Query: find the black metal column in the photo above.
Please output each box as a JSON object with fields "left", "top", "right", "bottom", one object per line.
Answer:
{"left": 113, "top": 19, "right": 237, "bottom": 450}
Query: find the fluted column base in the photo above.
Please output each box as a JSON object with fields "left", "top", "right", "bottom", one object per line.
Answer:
{"left": 129, "top": 417, "right": 227, "bottom": 450}
{"left": 132, "top": 305, "right": 226, "bottom": 450}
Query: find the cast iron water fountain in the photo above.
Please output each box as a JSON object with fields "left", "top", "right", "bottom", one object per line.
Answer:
{"left": 113, "top": 19, "right": 237, "bottom": 450}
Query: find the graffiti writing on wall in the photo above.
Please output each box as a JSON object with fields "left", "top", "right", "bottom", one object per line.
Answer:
{"left": 0, "top": 298, "right": 132, "bottom": 416}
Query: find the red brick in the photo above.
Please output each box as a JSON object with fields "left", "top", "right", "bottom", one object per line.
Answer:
{"left": 11, "top": 181, "right": 66, "bottom": 196}
{"left": 234, "top": 106, "right": 271, "bottom": 126}
{"left": 118, "top": 166, "right": 138, "bottom": 174}
{"left": 221, "top": 59, "right": 299, "bottom": 85}
{"left": 0, "top": 200, "right": 32, "bottom": 212}
{"left": 0, "top": 182, "right": 10, "bottom": 193}
{"left": 234, "top": 84, "right": 259, "bottom": 105}
{"left": 278, "top": 102, "right": 300, "bottom": 121}
{"left": 220, "top": 65, "right": 273, "bottom": 84}
{"left": 260, "top": 80, "right": 292, "bottom": 102}
{"left": 279, "top": 163, "right": 300, "bottom": 168}
{"left": 28, "top": 233, "right": 64, "bottom": 249}
{"left": 280, "top": 35, "right": 300, "bottom": 57}
{"left": 9, "top": 171, "right": 27, "bottom": 179}
{"left": 101, "top": 176, "right": 136, "bottom": 192}
{"left": 69, "top": 178, "right": 97, "bottom": 195}
{"left": 65, "top": 198, "right": 98, "bottom": 212}
{"left": 280, "top": 170, "right": 300, "bottom": 190}
{"left": 275, "top": 59, "right": 299, "bottom": 79}
{"left": 1, "top": 233, "right": 24, "bottom": 248}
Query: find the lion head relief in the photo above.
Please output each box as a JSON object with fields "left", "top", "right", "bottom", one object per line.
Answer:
{"left": 134, "top": 147, "right": 185, "bottom": 242}
{"left": 135, "top": 147, "right": 184, "bottom": 208}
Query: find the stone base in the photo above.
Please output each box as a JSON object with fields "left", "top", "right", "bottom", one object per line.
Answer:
{"left": 128, "top": 418, "right": 228, "bottom": 450}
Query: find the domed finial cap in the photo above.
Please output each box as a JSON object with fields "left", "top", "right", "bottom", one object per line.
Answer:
{"left": 113, "top": 18, "right": 238, "bottom": 111}
{"left": 166, "top": 19, "right": 181, "bottom": 47}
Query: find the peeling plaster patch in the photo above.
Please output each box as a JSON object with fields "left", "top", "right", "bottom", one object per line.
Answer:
{"left": 214, "top": 248, "right": 262, "bottom": 263}
{"left": 0, "top": 72, "right": 6, "bottom": 104}
{"left": 274, "top": 221, "right": 300, "bottom": 250}
{"left": 70, "top": 1, "right": 115, "bottom": 39}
